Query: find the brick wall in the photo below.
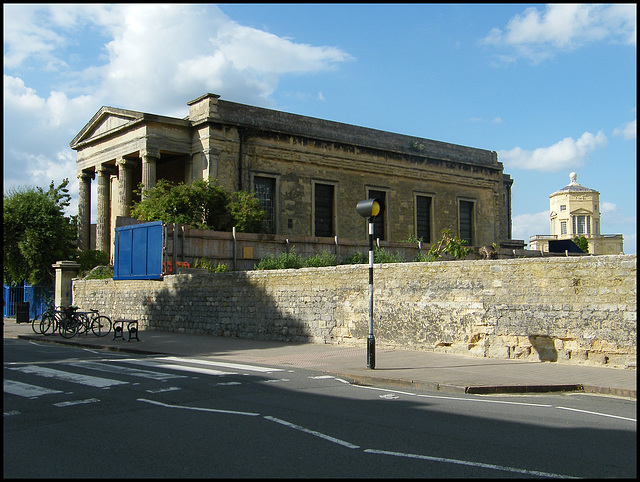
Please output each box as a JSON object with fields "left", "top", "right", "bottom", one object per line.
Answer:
{"left": 72, "top": 254, "right": 636, "bottom": 368}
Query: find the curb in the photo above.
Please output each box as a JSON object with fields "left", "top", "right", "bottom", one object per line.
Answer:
{"left": 14, "top": 334, "right": 636, "bottom": 400}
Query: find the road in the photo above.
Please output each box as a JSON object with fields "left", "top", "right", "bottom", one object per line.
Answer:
{"left": 4, "top": 338, "right": 636, "bottom": 478}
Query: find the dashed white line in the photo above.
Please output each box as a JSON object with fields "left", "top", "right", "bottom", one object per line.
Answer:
{"left": 137, "top": 398, "right": 260, "bottom": 416}
{"left": 364, "top": 449, "right": 576, "bottom": 478}
{"left": 556, "top": 406, "right": 636, "bottom": 422}
{"left": 264, "top": 416, "right": 360, "bottom": 449}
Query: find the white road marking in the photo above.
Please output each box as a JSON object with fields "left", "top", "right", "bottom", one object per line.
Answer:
{"left": 364, "top": 449, "right": 576, "bottom": 478}
{"left": 137, "top": 398, "right": 260, "bottom": 416}
{"left": 117, "top": 359, "right": 234, "bottom": 376}
{"left": 68, "top": 361, "right": 188, "bottom": 380}
{"left": 54, "top": 398, "right": 100, "bottom": 407}
{"left": 8, "top": 365, "right": 128, "bottom": 388}
{"left": 146, "top": 386, "right": 182, "bottom": 394}
{"left": 4, "top": 380, "right": 63, "bottom": 398}
{"left": 264, "top": 416, "right": 360, "bottom": 449}
{"left": 159, "top": 356, "right": 284, "bottom": 373}
{"left": 556, "top": 406, "right": 636, "bottom": 422}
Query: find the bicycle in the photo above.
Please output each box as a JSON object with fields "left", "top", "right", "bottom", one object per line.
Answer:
{"left": 33, "top": 305, "right": 60, "bottom": 335}
{"left": 40, "top": 306, "right": 81, "bottom": 338}
{"left": 76, "top": 309, "right": 112, "bottom": 337}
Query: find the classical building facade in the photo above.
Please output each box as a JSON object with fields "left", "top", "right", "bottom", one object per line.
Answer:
{"left": 71, "top": 93, "right": 515, "bottom": 258}
{"left": 529, "top": 172, "right": 624, "bottom": 254}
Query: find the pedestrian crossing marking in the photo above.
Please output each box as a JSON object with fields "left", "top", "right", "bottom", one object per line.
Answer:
{"left": 159, "top": 356, "right": 284, "bottom": 373}
{"left": 68, "top": 361, "right": 188, "bottom": 380}
{"left": 117, "top": 359, "right": 236, "bottom": 377}
{"left": 4, "top": 379, "right": 63, "bottom": 398}
{"left": 8, "top": 365, "right": 128, "bottom": 388}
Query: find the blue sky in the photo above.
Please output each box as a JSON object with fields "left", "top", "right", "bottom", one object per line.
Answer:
{"left": 3, "top": 4, "right": 636, "bottom": 253}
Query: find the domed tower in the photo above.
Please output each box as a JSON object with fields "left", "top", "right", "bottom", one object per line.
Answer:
{"left": 529, "top": 172, "right": 623, "bottom": 254}
{"left": 549, "top": 172, "right": 600, "bottom": 240}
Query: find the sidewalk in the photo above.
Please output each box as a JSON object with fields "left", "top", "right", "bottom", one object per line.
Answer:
{"left": 4, "top": 318, "right": 636, "bottom": 399}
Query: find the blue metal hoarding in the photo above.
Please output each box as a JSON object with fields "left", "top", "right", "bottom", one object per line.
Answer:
{"left": 113, "top": 221, "right": 163, "bottom": 280}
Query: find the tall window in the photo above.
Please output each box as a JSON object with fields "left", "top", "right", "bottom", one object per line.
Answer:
{"left": 368, "top": 189, "right": 386, "bottom": 240}
{"left": 459, "top": 200, "right": 474, "bottom": 246}
{"left": 314, "top": 183, "right": 334, "bottom": 237}
{"left": 254, "top": 176, "right": 276, "bottom": 234}
{"left": 573, "top": 215, "right": 590, "bottom": 235}
{"left": 416, "top": 195, "right": 432, "bottom": 243}
{"left": 560, "top": 221, "right": 567, "bottom": 235}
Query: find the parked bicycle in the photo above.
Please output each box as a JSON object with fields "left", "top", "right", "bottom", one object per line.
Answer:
{"left": 76, "top": 309, "right": 112, "bottom": 337}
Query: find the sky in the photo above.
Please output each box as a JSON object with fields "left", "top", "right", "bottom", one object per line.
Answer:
{"left": 3, "top": 3, "right": 636, "bottom": 253}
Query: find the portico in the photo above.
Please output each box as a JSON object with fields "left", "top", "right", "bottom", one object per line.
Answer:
{"left": 71, "top": 107, "right": 192, "bottom": 259}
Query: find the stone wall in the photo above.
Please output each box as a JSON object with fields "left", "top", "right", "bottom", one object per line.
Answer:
{"left": 72, "top": 254, "right": 636, "bottom": 368}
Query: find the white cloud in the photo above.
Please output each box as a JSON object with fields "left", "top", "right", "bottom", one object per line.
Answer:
{"left": 512, "top": 210, "right": 550, "bottom": 242}
{"left": 601, "top": 202, "right": 618, "bottom": 214}
{"left": 498, "top": 131, "right": 608, "bottom": 172}
{"left": 613, "top": 119, "right": 637, "bottom": 140}
{"left": 3, "top": 4, "right": 353, "bottom": 219}
{"left": 482, "top": 4, "right": 636, "bottom": 63}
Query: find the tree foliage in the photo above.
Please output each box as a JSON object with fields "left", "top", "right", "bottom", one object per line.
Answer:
{"left": 573, "top": 235, "right": 589, "bottom": 253}
{"left": 130, "top": 178, "right": 266, "bottom": 232}
{"left": 3, "top": 179, "right": 77, "bottom": 285}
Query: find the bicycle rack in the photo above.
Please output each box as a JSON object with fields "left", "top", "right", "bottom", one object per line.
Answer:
{"left": 113, "top": 319, "right": 140, "bottom": 342}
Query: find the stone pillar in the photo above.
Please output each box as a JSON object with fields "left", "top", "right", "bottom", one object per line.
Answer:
{"left": 77, "top": 171, "right": 94, "bottom": 252}
{"left": 116, "top": 158, "right": 136, "bottom": 218}
{"left": 141, "top": 150, "right": 159, "bottom": 193}
{"left": 96, "top": 164, "right": 113, "bottom": 254}
{"left": 53, "top": 260, "right": 80, "bottom": 308}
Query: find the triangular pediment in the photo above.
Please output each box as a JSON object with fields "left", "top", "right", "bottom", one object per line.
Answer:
{"left": 570, "top": 208, "right": 593, "bottom": 215}
{"left": 70, "top": 107, "right": 144, "bottom": 148}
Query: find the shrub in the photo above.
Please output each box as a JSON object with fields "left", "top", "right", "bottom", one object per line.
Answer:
{"left": 303, "top": 250, "right": 337, "bottom": 268}
{"left": 193, "top": 257, "right": 227, "bottom": 273}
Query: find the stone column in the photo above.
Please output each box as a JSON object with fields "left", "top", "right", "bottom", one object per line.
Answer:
{"left": 53, "top": 260, "right": 80, "bottom": 308}
{"left": 116, "top": 157, "right": 136, "bottom": 218}
{"left": 141, "top": 150, "right": 159, "bottom": 193}
{"left": 77, "top": 171, "right": 94, "bottom": 252}
{"left": 96, "top": 164, "right": 113, "bottom": 254}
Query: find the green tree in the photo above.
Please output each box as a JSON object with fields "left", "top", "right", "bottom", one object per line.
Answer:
{"left": 228, "top": 190, "right": 266, "bottom": 233}
{"left": 3, "top": 179, "right": 77, "bottom": 285}
{"left": 131, "top": 178, "right": 265, "bottom": 233}
{"left": 573, "top": 235, "right": 589, "bottom": 253}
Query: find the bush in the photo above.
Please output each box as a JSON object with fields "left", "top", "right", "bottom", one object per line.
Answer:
{"left": 303, "top": 250, "right": 337, "bottom": 268}
{"left": 83, "top": 265, "right": 113, "bottom": 279}
{"left": 255, "top": 249, "right": 305, "bottom": 270}
{"left": 193, "top": 257, "right": 227, "bottom": 273}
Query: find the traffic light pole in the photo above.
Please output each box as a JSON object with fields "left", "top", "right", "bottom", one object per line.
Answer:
{"left": 367, "top": 218, "right": 375, "bottom": 369}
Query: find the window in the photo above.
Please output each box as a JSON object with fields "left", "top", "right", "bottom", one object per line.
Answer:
{"left": 573, "top": 215, "right": 590, "bottom": 235}
{"left": 459, "top": 200, "right": 474, "bottom": 246}
{"left": 415, "top": 195, "right": 432, "bottom": 243}
{"left": 253, "top": 176, "right": 276, "bottom": 234}
{"left": 560, "top": 205, "right": 566, "bottom": 211}
{"left": 368, "top": 189, "right": 386, "bottom": 240}
{"left": 560, "top": 221, "right": 567, "bottom": 235}
{"left": 314, "top": 183, "right": 334, "bottom": 237}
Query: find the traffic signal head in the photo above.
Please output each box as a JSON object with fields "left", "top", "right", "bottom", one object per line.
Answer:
{"left": 356, "top": 199, "right": 382, "bottom": 219}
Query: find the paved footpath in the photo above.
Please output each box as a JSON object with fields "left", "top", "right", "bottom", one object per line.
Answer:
{"left": 4, "top": 318, "right": 636, "bottom": 399}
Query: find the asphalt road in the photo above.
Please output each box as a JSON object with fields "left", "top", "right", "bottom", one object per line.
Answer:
{"left": 4, "top": 338, "right": 637, "bottom": 478}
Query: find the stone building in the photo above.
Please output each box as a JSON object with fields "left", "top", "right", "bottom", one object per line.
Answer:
{"left": 529, "top": 172, "right": 624, "bottom": 254}
{"left": 71, "top": 93, "right": 515, "bottom": 259}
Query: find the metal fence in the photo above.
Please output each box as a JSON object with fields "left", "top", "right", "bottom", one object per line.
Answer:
{"left": 3, "top": 282, "right": 54, "bottom": 320}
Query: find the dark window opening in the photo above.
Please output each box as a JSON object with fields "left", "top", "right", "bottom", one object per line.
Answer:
{"left": 314, "top": 184, "right": 334, "bottom": 237}
{"left": 254, "top": 176, "right": 276, "bottom": 234}
{"left": 416, "top": 195, "right": 432, "bottom": 243}
{"left": 459, "top": 200, "right": 474, "bottom": 246}
{"left": 368, "top": 189, "right": 386, "bottom": 240}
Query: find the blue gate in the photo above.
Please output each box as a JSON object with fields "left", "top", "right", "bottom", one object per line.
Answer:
{"left": 113, "top": 221, "right": 164, "bottom": 280}
{"left": 3, "top": 282, "right": 54, "bottom": 319}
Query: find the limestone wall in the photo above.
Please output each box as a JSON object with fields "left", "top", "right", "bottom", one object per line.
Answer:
{"left": 72, "top": 254, "right": 636, "bottom": 368}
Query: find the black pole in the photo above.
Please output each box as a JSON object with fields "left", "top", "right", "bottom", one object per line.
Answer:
{"left": 367, "top": 219, "right": 375, "bottom": 369}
